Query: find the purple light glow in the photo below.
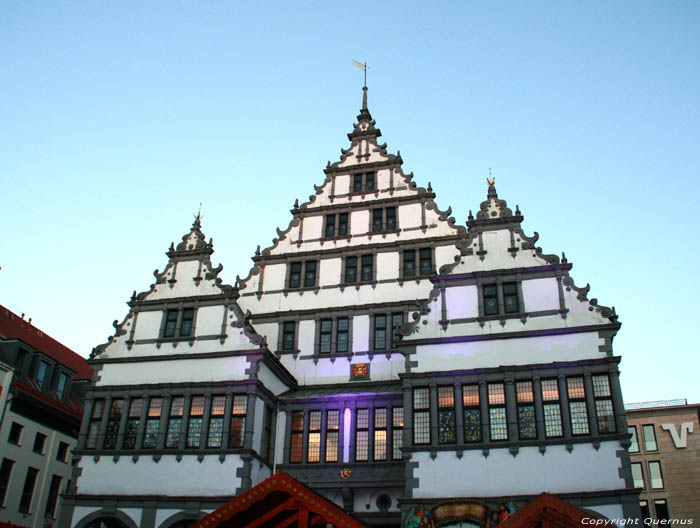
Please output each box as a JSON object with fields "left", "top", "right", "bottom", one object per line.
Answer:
{"left": 343, "top": 408, "right": 351, "bottom": 463}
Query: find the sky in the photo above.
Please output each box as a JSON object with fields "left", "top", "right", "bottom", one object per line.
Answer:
{"left": 1, "top": 1, "right": 699, "bottom": 404}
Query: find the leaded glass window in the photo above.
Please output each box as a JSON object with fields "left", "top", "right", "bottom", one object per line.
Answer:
{"left": 123, "top": 398, "right": 143, "bottom": 449}
{"left": 567, "top": 378, "right": 589, "bottom": 435}
{"left": 356, "top": 409, "right": 369, "bottom": 461}
{"left": 374, "top": 315, "right": 386, "bottom": 350}
{"left": 503, "top": 283, "right": 519, "bottom": 313}
{"left": 345, "top": 256, "right": 357, "bottom": 283}
{"left": 207, "top": 396, "right": 226, "bottom": 448}
{"left": 320, "top": 319, "right": 332, "bottom": 354}
{"left": 325, "top": 410, "right": 339, "bottom": 463}
{"left": 361, "top": 254, "right": 373, "bottom": 282}
{"left": 337, "top": 318, "right": 349, "bottom": 353}
{"left": 516, "top": 381, "right": 536, "bottom": 440}
{"left": 186, "top": 396, "right": 205, "bottom": 448}
{"left": 462, "top": 384, "right": 481, "bottom": 442}
{"left": 166, "top": 396, "right": 184, "bottom": 448}
{"left": 290, "top": 411, "right": 304, "bottom": 463}
{"left": 593, "top": 374, "right": 616, "bottom": 433}
{"left": 488, "top": 383, "right": 507, "bottom": 440}
{"left": 541, "top": 379, "right": 562, "bottom": 437}
{"left": 307, "top": 411, "right": 321, "bottom": 463}
{"left": 413, "top": 388, "right": 430, "bottom": 445}
{"left": 143, "top": 397, "right": 162, "bottom": 448}
{"left": 104, "top": 399, "right": 124, "bottom": 449}
{"left": 438, "top": 386, "right": 456, "bottom": 444}
{"left": 230, "top": 395, "right": 247, "bottom": 448}
{"left": 483, "top": 285, "right": 498, "bottom": 316}
{"left": 374, "top": 408, "right": 387, "bottom": 460}
{"left": 392, "top": 407, "right": 403, "bottom": 459}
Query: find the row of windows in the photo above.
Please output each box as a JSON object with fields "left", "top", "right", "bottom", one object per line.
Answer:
{"left": 289, "top": 407, "right": 403, "bottom": 463}
{"left": 0, "top": 458, "right": 63, "bottom": 518}
{"left": 281, "top": 312, "right": 404, "bottom": 352}
{"left": 640, "top": 499, "right": 670, "bottom": 522}
{"left": 15, "top": 348, "right": 72, "bottom": 400}
{"left": 628, "top": 423, "right": 659, "bottom": 453}
{"left": 631, "top": 460, "right": 665, "bottom": 490}
{"left": 323, "top": 206, "right": 396, "bottom": 238}
{"left": 84, "top": 395, "right": 271, "bottom": 458}
{"left": 412, "top": 375, "right": 616, "bottom": 445}
{"left": 7, "top": 423, "right": 70, "bottom": 462}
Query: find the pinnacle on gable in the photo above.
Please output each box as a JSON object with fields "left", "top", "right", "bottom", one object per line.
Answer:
{"left": 347, "top": 86, "right": 382, "bottom": 141}
{"left": 167, "top": 213, "right": 214, "bottom": 260}
{"left": 473, "top": 177, "right": 517, "bottom": 222}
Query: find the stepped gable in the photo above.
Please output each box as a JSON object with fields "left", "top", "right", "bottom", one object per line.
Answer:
{"left": 399, "top": 180, "right": 619, "bottom": 338}
{"left": 91, "top": 215, "right": 264, "bottom": 359}
{"left": 235, "top": 87, "right": 466, "bottom": 292}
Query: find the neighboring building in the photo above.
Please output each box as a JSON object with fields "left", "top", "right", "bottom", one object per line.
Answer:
{"left": 626, "top": 399, "right": 700, "bottom": 522}
{"left": 0, "top": 305, "right": 92, "bottom": 528}
{"left": 66, "top": 87, "right": 637, "bottom": 528}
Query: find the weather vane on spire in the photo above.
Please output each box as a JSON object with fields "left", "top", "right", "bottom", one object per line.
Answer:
{"left": 196, "top": 202, "right": 203, "bottom": 221}
{"left": 352, "top": 60, "right": 368, "bottom": 88}
{"left": 487, "top": 168, "right": 495, "bottom": 186}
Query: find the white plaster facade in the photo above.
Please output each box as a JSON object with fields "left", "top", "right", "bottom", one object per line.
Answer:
{"left": 67, "top": 88, "right": 638, "bottom": 528}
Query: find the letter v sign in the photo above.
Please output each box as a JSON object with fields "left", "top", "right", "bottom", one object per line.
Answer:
{"left": 661, "top": 422, "right": 694, "bottom": 448}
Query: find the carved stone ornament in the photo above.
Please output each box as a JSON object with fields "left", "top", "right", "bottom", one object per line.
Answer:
{"left": 340, "top": 468, "right": 352, "bottom": 480}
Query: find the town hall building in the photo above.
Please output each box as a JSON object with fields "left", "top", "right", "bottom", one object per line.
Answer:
{"left": 62, "top": 87, "right": 639, "bottom": 528}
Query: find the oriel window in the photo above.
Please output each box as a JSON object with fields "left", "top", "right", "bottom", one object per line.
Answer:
{"left": 392, "top": 407, "right": 404, "bottom": 459}
{"left": 567, "top": 377, "right": 590, "bottom": 435}
{"left": 438, "top": 386, "right": 456, "bottom": 444}
{"left": 142, "top": 397, "right": 162, "bottom": 448}
{"left": 355, "top": 409, "right": 369, "bottom": 461}
{"left": 488, "top": 383, "right": 508, "bottom": 441}
{"left": 104, "top": 399, "right": 124, "bottom": 449}
{"left": 290, "top": 411, "right": 304, "bottom": 463}
{"left": 541, "top": 379, "right": 563, "bottom": 437}
{"left": 516, "top": 381, "right": 536, "bottom": 439}
{"left": 325, "top": 410, "right": 339, "bottom": 463}
{"left": 307, "top": 411, "right": 321, "bottom": 463}
{"left": 463, "top": 385, "right": 481, "bottom": 442}
{"left": 413, "top": 388, "right": 430, "bottom": 445}
{"left": 123, "top": 398, "right": 143, "bottom": 449}
{"left": 593, "top": 375, "right": 616, "bottom": 433}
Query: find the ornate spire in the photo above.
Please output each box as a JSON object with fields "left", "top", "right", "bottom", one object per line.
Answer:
{"left": 468, "top": 175, "right": 523, "bottom": 226}
{"left": 167, "top": 214, "right": 214, "bottom": 260}
{"left": 347, "top": 86, "right": 381, "bottom": 141}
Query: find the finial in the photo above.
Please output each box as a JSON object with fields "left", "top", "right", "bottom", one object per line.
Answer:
{"left": 255, "top": 245, "right": 261, "bottom": 256}
{"left": 195, "top": 202, "right": 202, "bottom": 222}
{"left": 294, "top": 198, "right": 299, "bottom": 209}
{"left": 561, "top": 252, "right": 567, "bottom": 263}
{"left": 487, "top": 168, "right": 495, "bottom": 187}
{"left": 427, "top": 181, "right": 433, "bottom": 192}
{"left": 468, "top": 210, "right": 474, "bottom": 221}
{"left": 515, "top": 204, "right": 521, "bottom": 215}
{"left": 352, "top": 60, "right": 368, "bottom": 89}
{"left": 362, "top": 86, "right": 368, "bottom": 110}
{"left": 169, "top": 242, "right": 175, "bottom": 251}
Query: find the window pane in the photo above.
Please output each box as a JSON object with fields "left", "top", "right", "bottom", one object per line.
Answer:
{"left": 518, "top": 404, "right": 536, "bottom": 439}
{"left": 464, "top": 409, "right": 481, "bottom": 442}
{"left": 483, "top": 285, "right": 498, "bottom": 316}
{"left": 567, "top": 377, "right": 585, "bottom": 399}
{"left": 393, "top": 428, "right": 403, "bottom": 459}
{"left": 463, "top": 385, "right": 479, "bottom": 406}
{"left": 180, "top": 308, "right": 194, "bottom": 337}
{"left": 374, "top": 408, "right": 387, "bottom": 429}
{"left": 166, "top": 418, "right": 182, "bottom": 448}
{"left": 503, "top": 282, "right": 519, "bottom": 313}
{"left": 654, "top": 500, "right": 670, "bottom": 521}
{"left": 338, "top": 213, "right": 348, "bottom": 236}
{"left": 290, "top": 433, "right": 302, "bottom": 463}
{"left": 649, "top": 461, "right": 664, "bottom": 489}
{"left": 374, "top": 429, "right": 387, "bottom": 460}
{"left": 325, "top": 431, "right": 338, "bottom": 462}
{"left": 544, "top": 403, "right": 563, "bottom": 437}
{"left": 148, "top": 398, "right": 163, "bottom": 417}
{"left": 325, "top": 215, "right": 336, "bottom": 237}
{"left": 356, "top": 430, "right": 369, "bottom": 461}
{"left": 186, "top": 417, "right": 203, "bottom": 448}
{"left": 232, "top": 395, "right": 247, "bottom": 415}
{"left": 419, "top": 248, "right": 432, "bottom": 275}
{"left": 190, "top": 396, "right": 204, "bottom": 416}
{"left": 165, "top": 310, "right": 178, "bottom": 337}
{"left": 413, "top": 388, "right": 429, "bottom": 409}
{"left": 327, "top": 410, "right": 339, "bottom": 430}
{"left": 640, "top": 501, "right": 650, "bottom": 520}
{"left": 631, "top": 462, "right": 645, "bottom": 489}
{"left": 229, "top": 417, "right": 245, "bottom": 448}
{"left": 309, "top": 411, "right": 321, "bottom": 431}
{"left": 628, "top": 426, "right": 639, "bottom": 453}
{"left": 289, "top": 262, "right": 301, "bottom": 288}
{"left": 541, "top": 379, "right": 559, "bottom": 401}
{"left": 438, "top": 410, "right": 456, "bottom": 444}
{"left": 361, "top": 254, "right": 373, "bottom": 281}
{"left": 307, "top": 432, "right": 321, "bottom": 462}
{"left": 291, "top": 411, "right": 304, "bottom": 431}
{"left": 356, "top": 409, "right": 369, "bottom": 429}
{"left": 413, "top": 411, "right": 430, "bottom": 444}
{"left": 207, "top": 418, "right": 224, "bottom": 447}
{"left": 642, "top": 424, "right": 657, "bottom": 451}
{"left": 365, "top": 172, "right": 375, "bottom": 191}
{"left": 211, "top": 396, "right": 226, "bottom": 416}
{"left": 516, "top": 381, "right": 533, "bottom": 402}
{"left": 569, "top": 401, "right": 590, "bottom": 435}
{"left": 353, "top": 174, "right": 363, "bottom": 193}
{"left": 143, "top": 419, "right": 160, "bottom": 448}
{"left": 372, "top": 209, "right": 383, "bottom": 232}
{"left": 170, "top": 397, "right": 185, "bottom": 416}
{"left": 304, "top": 261, "right": 317, "bottom": 287}
{"left": 386, "top": 207, "right": 396, "bottom": 230}
{"left": 345, "top": 257, "right": 357, "bottom": 283}
{"left": 403, "top": 250, "right": 416, "bottom": 277}
{"left": 489, "top": 408, "right": 508, "bottom": 440}
{"left": 438, "top": 386, "right": 454, "bottom": 407}
{"left": 596, "top": 399, "right": 616, "bottom": 433}
{"left": 392, "top": 407, "right": 404, "bottom": 428}
{"left": 592, "top": 375, "right": 611, "bottom": 397}
{"left": 488, "top": 383, "right": 505, "bottom": 405}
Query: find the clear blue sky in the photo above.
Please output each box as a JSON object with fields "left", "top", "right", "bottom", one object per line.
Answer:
{"left": 1, "top": 1, "right": 698, "bottom": 404}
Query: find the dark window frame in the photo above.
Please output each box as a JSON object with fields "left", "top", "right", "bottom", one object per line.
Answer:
{"left": 372, "top": 312, "right": 404, "bottom": 351}
{"left": 438, "top": 386, "right": 456, "bottom": 444}
{"left": 8, "top": 422, "right": 23, "bottom": 445}
{"left": 488, "top": 383, "right": 508, "bottom": 441}
{"left": 351, "top": 171, "right": 376, "bottom": 194}
{"left": 371, "top": 206, "right": 398, "bottom": 233}
{"left": 481, "top": 282, "right": 522, "bottom": 317}
{"left": 462, "top": 384, "right": 482, "bottom": 442}
{"left": 18, "top": 467, "right": 39, "bottom": 514}
{"left": 288, "top": 260, "right": 319, "bottom": 290}
{"left": 162, "top": 307, "right": 197, "bottom": 339}
{"left": 642, "top": 424, "right": 658, "bottom": 452}
{"left": 516, "top": 381, "right": 537, "bottom": 440}
{"left": 324, "top": 212, "right": 350, "bottom": 238}
{"left": 32, "top": 432, "right": 47, "bottom": 455}
{"left": 402, "top": 247, "right": 434, "bottom": 278}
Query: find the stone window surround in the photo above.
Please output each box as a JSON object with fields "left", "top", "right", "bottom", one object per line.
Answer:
{"left": 281, "top": 394, "right": 403, "bottom": 466}
{"left": 322, "top": 210, "right": 351, "bottom": 240}
{"left": 339, "top": 251, "right": 378, "bottom": 288}
{"left": 313, "top": 316, "right": 354, "bottom": 359}
{"left": 368, "top": 205, "right": 399, "bottom": 235}
{"left": 284, "top": 259, "right": 320, "bottom": 292}
{"left": 400, "top": 361, "right": 627, "bottom": 457}
{"left": 477, "top": 279, "right": 526, "bottom": 319}
{"left": 350, "top": 171, "right": 377, "bottom": 195}
{"left": 277, "top": 320, "right": 300, "bottom": 353}
{"left": 398, "top": 246, "right": 436, "bottom": 282}
{"left": 370, "top": 311, "right": 406, "bottom": 353}
{"left": 157, "top": 304, "right": 200, "bottom": 344}
{"left": 76, "top": 381, "right": 276, "bottom": 461}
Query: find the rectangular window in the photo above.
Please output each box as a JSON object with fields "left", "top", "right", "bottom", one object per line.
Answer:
{"left": 437, "top": 386, "right": 456, "bottom": 444}
{"left": 353, "top": 172, "right": 375, "bottom": 193}
{"left": 361, "top": 254, "right": 373, "bottom": 282}
{"left": 56, "top": 442, "right": 69, "bottom": 463}
{"left": 541, "top": 379, "right": 563, "bottom": 437}
{"left": 56, "top": 372, "right": 69, "bottom": 399}
{"left": 289, "top": 262, "right": 302, "bottom": 289}
{"left": 18, "top": 467, "right": 38, "bottom": 514}
{"left": 86, "top": 399, "right": 105, "bottom": 449}
{"left": 33, "top": 432, "right": 47, "bottom": 454}
{"left": 567, "top": 377, "right": 589, "bottom": 435}
{"left": 391, "top": 313, "right": 404, "bottom": 349}
{"left": 36, "top": 360, "right": 49, "bottom": 390}
{"left": 325, "top": 214, "right": 336, "bottom": 238}
{"left": 631, "top": 462, "right": 645, "bottom": 489}
{"left": 0, "top": 459, "right": 15, "bottom": 507}
{"left": 419, "top": 248, "right": 432, "bottom": 275}
{"left": 516, "top": 381, "right": 536, "bottom": 439}
{"left": 628, "top": 426, "right": 639, "bottom": 453}
{"left": 207, "top": 396, "right": 226, "bottom": 448}
{"left": 320, "top": 319, "right": 332, "bottom": 354}
{"left": 649, "top": 461, "right": 664, "bottom": 489}
{"left": 353, "top": 174, "right": 363, "bottom": 193}
{"left": 337, "top": 318, "right": 349, "bottom": 353}
{"left": 123, "top": 398, "right": 143, "bottom": 449}
{"left": 143, "top": 397, "right": 162, "bottom": 448}
{"left": 180, "top": 308, "right": 195, "bottom": 337}
{"left": 403, "top": 249, "right": 416, "bottom": 277}
{"left": 392, "top": 407, "right": 404, "bottom": 460}
{"left": 372, "top": 209, "right": 383, "bottom": 232}
{"left": 345, "top": 256, "right": 357, "bottom": 283}
{"left": 8, "top": 422, "right": 23, "bottom": 445}
{"left": 229, "top": 395, "right": 247, "bottom": 448}
{"left": 307, "top": 411, "right": 322, "bottom": 463}
{"left": 642, "top": 424, "right": 657, "bottom": 451}
{"left": 304, "top": 261, "right": 317, "bottom": 287}
{"left": 640, "top": 501, "right": 650, "bottom": 521}
{"left": 386, "top": 207, "right": 396, "bottom": 230}
{"left": 374, "top": 408, "right": 388, "bottom": 460}
{"left": 166, "top": 396, "right": 184, "bottom": 448}
{"left": 365, "top": 172, "right": 375, "bottom": 191}
{"left": 325, "top": 410, "right": 339, "bottom": 463}
{"left": 282, "top": 321, "right": 296, "bottom": 351}
{"left": 186, "top": 396, "right": 205, "bottom": 448}
{"left": 260, "top": 406, "right": 273, "bottom": 461}
{"left": 104, "top": 399, "right": 124, "bottom": 449}
{"left": 413, "top": 388, "right": 430, "bottom": 445}
{"left": 503, "top": 282, "right": 519, "bottom": 313}
{"left": 462, "top": 385, "right": 481, "bottom": 442}
{"left": 290, "top": 411, "right": 304, "bottom": 463}
{"left": 356, "top": 409, "right": 369, "bottom": 461}
{"left": 44, "top": 475, "right": 62, "bottom": 519}
{"left": 654, "top": 500, "right": 670, "bottom": 522}
{"left": 338, "top": 213, "right": 349, "bottom": 236}
{"left": 164, "top": 309, "right": 178, "bottom": 337}
{"left": 593, "top": 375, "right": 616, "bottom": 433}
{"left": 483, "top": 285, "right": 498, "bottom": 316}
{"left": 488, "top": 383, "right": 508, "bottom": 440}
{"left": 374, "top": 315, "right": 387, "bottom": 350}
